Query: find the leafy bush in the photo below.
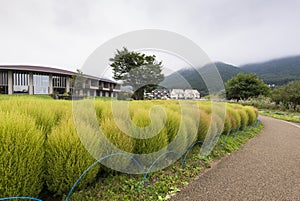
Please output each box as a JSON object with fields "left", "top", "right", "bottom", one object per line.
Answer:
{"left": 130, "top": 109, "right": 169, "bottom": 154}
{"left": 164, "top": 110, "right": 181, "bottom": 143}
{"left": 238, "top": 109, "right": 249, "bottom": 128}
{"left": 244, "top": 106, "right": 258, "bottom": 125}
{"left": 0, "top": 111, "right": 44, "bottom": 197}
{"left": 197, "top": 110, "right": 211, "bottom": 141}
{"left": 223, "top": 112, "right": 233, "bottom": 134}
{"left": 270, "top": 80, "right": 300, "bottom": 111}
{"left": 211, "top": 113, "right": 224, "bottom": 135}
{"left": 174, "top": 115, "right": 197, "bottom": 153}
{"left": 45, "top": 118, "right": 100, "bottom": 196}
{"left": 226, "top": 107, "right": 241, "bottom": 130}
{"left": 232, "top": 107, "right": 249, "bottom": 128}
{"left": 100, "top": 118, "right": 133, "bottom": 149}
{"left": 198, "top": 103, "right": 212, "bottom": 114}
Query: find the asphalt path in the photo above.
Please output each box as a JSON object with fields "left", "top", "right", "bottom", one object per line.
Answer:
{"left": 171, "top": 116, "right": 300, "bottom": 201}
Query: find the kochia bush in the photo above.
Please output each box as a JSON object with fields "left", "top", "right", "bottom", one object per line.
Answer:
{"left": 45, "top": 118, "right": 100, "bottom": 196}
{"left": 0, "top": 96, "right": 260, "bottom": 198}
{"left": 198, "top": 110, "right": 211, "bottom": 141}
{"left": 226, "top": 107, "right": 242, "bottom": 130}
{"left": 237, "top": 109, "right": 249, "bottom": 128}
{"left": 130, "top": 109, "right": 169, "bottom": 154}
{"left": 244, "top": 106, "right": 258, "bottom": 125}
{"left": 0, "top": 111, "right": 44, "bottom": 197}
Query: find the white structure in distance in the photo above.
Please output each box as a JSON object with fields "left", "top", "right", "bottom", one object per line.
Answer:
{"left": 145, "top": 88, "right": 200, "bottom": 100}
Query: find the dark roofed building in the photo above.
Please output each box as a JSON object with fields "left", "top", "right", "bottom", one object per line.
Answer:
{"left": 0, "top": 65, "right": 120, "bottom": 97}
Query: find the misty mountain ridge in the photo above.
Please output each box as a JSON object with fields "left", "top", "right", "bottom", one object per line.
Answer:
{"left": 241, "top": 55, "right": 300, "bottom": 85}
{"left": 161, "top": 62, "right": 244, "bottom": 95}
{"left": 161, "top": 55, "right": 300, "bottom": 95}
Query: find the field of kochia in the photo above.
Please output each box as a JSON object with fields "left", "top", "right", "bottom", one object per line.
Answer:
{"left": 0, "top": 96, "right": 258, "bottom": 198}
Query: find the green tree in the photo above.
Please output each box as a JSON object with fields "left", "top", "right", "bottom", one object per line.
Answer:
{"left": 110, "top": 47, "right": 164, "bottom": 100}
{"left": 71, "top": 69, "right": 86, "bottom": 95}
{"left": 225, "top": 73, "right": 270, "bottom": 101}
{"left": 71, "top": 69, "right": 86, "bottom": 88}
{"left": 271, "top": 81, "right": 300, "bottom": 111}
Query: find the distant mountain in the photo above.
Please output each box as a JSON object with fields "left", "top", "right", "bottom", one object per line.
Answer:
{"left": 161, "top": 56, "right": 300, "bottom": 95}
{"left": 241, "top": 56, "right": 300, "bottom": 85}
{"left": 161, "top": 62, "right": 245, "bottom": 96}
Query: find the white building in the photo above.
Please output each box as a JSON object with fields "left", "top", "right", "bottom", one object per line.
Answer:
{"left": 170, "top": 89, "right": 185, "bottom": 99}
{"left": 144, "top": 88, "right": 201, "bottom": 100}
{"left": 170, "top": 89, "right": 200, "bottom": 100}
{"left": 184, "top": 89, "right": 200, "bottom": 99}
{"left": 144, "top": 89, "right": 170, "bottom": 99}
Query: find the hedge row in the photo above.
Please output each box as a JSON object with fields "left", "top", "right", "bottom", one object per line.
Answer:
{"left": 0, "top": 97, "right": 258, "bottom": 198}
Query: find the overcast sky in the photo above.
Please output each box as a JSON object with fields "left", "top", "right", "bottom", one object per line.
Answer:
{"left": 1, "top": 0, "right": 300, "bottom": 73}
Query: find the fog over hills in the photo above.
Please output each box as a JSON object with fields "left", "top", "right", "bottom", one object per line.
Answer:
{"left": 241, "top": 55, "right": 300, "bottom": 85}
{"left": 162, "top": 56, "right": 300, "bottom": 95}
{"left": 161, "top": 62, "right": 245, "bottom": 95}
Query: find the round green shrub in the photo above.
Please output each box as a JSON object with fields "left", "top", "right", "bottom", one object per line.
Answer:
{"left": 45, "top": 118, "right": 100, "bottom": 196}
{"left": 223, "top": 112, "right": 233, "bottom": 134}
{"left": 226, "top": 107, "right": 241, "bottom": 130}
{"left": 199, "top": 103, "right": 212, "bottom": 114}
{"left": 244, "top": 106, "right": 257, "bottom": 125}
{"left": 130, "top": 109, "right": 169, "bottom": 154}
{"left": 100, "top": 118, "right": 134, "bottom": 153}
{"left": 237, "top": 108, "right": 249, "bottom": 128}
{"left": 253, "top": 107, "right": 259, "bottom": 117}
{"left": 211, "top": 113, "right": 224, "bottom": 135}
{"left": 0, "top": 111, "right": 44, "bottom": 197}
{"left": 210, "top": 103, "right": 227, "bottom": 135}
{"left": 164, "top": 110, "right": 181, "bottom": 143}
{"left": 95, "top": 101, "right": 113, "bottom": 120}
{"left": 174, "top": 115, "right": 197, "bottom": 153}
{"left": 198, "top": 110, "right": 211, "bottom": 141}
{"left": 99, "top": 117, "right": 135, "bottom": 172}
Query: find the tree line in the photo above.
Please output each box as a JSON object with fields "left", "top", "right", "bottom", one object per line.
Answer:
{"left": 225, "top": 72, "right": 300, "bottom": 111}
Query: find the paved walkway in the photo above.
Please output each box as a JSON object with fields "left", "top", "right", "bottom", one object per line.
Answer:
{"left": 171, "top": 116, "right": 300, "bottom": 201}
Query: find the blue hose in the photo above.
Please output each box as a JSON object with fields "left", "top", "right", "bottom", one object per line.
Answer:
{"left": 65, "top": 153, "right": 143, "bottom": 201}
{"left": 137, "top": 151, "right": 180, "bottom": 193}
{"left": 0, "top": 197, "right": 42, "bottom": 201}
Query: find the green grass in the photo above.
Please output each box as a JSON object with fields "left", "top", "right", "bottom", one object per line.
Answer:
{"left": 0, "top": 94, "right": 53, "bottom": 100}
{"left": 259, "top": 109, "right": 300, "bottom": 123}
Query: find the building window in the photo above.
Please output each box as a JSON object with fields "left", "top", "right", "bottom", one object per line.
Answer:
{"left": 53, "top": 75, "right": 66, "bottom": 88}
{"left": 104, "top": 82, "right": 109, "bottom": 88}
{"left": 91, "top": 80, "right": 98, "bottom": 87}
{"left": 0, "top": 71, "right": 8, "bottom": 86}
{"left": 0, "top": 71, "right": 8, "bottom": 94}
{"left": 13, "top": 72, "right": 28, "bottom": 94}
{"left": 33, "top": 74, "right": 49, "bottom": 94}
{"left": 0, "top": 86, "right": 7, "bottom": 94}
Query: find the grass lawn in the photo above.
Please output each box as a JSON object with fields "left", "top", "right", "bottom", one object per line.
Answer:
{"left": 259, "top": 109, "right": 300, "bottom": 123}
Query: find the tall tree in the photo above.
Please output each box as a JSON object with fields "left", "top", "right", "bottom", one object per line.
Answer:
{"left": 110, "top": 47, "right": 164, "bottom": 100}
{"left": 225, "top": 73, "right": 270, "bottom": 101}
